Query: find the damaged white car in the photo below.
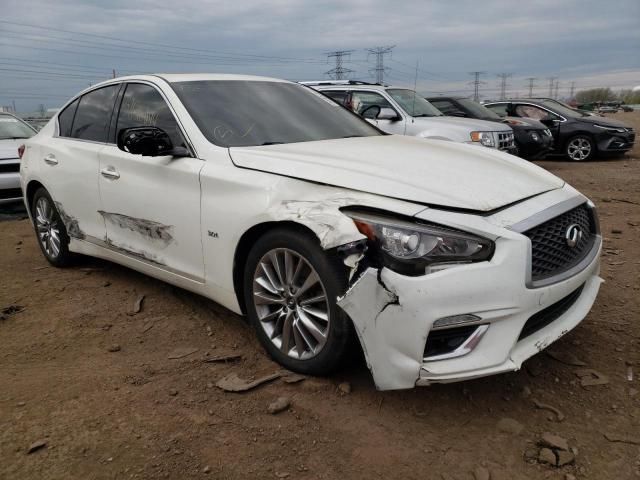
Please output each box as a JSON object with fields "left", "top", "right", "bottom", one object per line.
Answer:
{"left": 20, "top": 74, "right": 602, "bottom": 390}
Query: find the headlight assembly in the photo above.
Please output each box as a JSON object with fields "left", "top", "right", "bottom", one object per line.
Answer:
{"left": 470, "top": 131, "right": 495, "bottom": 147}
{"left": 345, "top": 211, "right": 494, "bottom": 276}
{"left": 593, "top": 124, "right": 626, "bottom": 133}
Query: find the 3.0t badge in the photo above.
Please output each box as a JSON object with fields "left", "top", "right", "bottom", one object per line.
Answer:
{"left": 565, "top": 224, "right": 583, "bottom": 248}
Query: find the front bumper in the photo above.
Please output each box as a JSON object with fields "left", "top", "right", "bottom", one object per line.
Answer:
{"left": 514, "top": 128, "right": 554, "bottom": 159}
{"left": 338, "top": 187, "right": 602, "bottom": 390}
{"left": 595, "top": 129, "right": 635, "bottom": 153}
{"left": 0, "top": 171, "right": 23, "bottom": 204}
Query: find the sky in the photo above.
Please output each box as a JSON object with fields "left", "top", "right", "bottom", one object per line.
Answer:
{"left": 1, "top": 0, "right": 639, "bottom": 113}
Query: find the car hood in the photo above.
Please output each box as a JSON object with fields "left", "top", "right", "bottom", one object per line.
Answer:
{"left": 229, "top": 135, "right": 564, "bottom": 212}
{"left": 0, "top": 138, "right": 23, "bottom": 160}
{"left": 433, "top": 115, "right": 513, "bottom": 132}
{"left": 575, "top": 116, "right": 631, "bottom": 128}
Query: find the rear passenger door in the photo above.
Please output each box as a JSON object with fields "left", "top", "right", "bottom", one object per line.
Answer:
{"left": 98, "top": 82, "right": 205, "bottom": 281}
{"left": 39, "top": 84, "right": 120, "bottom": 241}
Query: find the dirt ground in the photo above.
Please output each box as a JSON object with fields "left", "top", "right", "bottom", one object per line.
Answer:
{"left": 1, "top": 112, "right": 639, "bottom": 480}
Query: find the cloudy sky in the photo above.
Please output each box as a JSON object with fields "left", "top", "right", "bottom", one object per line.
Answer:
{"left": 1, "top": 0, "right": 639, "bottom": 112}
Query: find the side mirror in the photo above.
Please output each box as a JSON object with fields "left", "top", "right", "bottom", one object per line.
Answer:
{"left": 117, "top": 127, "right": 189, "bottom": 157}
{"left": 377, "top": 107, "right": 401, "bottom": 121}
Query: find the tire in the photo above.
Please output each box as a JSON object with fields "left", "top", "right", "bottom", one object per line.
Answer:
{"left": 31, "top": 188, "right": 74, "bottom": 267}
{"left": 243, "top": 228, "right": 351, "bottom": 375}
{"left": 565, "top": 135, "right": 595, "bottom": 161}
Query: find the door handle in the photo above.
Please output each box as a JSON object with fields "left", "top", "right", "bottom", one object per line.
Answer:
{"left": 100, "top": 167, "right": 120, "bottom": 180}
{"left": 44, "top": 154, "right": 58, "bottom": 165}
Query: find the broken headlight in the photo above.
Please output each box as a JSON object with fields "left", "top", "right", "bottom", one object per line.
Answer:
{"left": 346, "top": 211, "right": 494, "bottom": 276}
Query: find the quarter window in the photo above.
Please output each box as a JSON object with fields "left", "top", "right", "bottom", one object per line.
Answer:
{"left": 57, "top": 99, "right": 79, "bottom": 137}
{"left": 71, "top": 85, "right": 119, "bottom": 142}
{"left": 116, "top": 83, "right": 185, "bottom": 148}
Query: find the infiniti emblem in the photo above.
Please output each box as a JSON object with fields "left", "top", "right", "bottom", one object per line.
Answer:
{"left": 565, "top": 224, "right": 583, "bottom": 248}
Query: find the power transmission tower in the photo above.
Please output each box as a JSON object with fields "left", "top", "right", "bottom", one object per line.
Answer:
{"left": 554, "top": 79, "right": 560, "bottom": 100}
{"left": 469, "top": 71, "right": 486, "bottom": 102}
{"left": 324, "top": 50, "right": 354, "bottom": 80}
{"left": 525, "top": 77, "right": 537, "bottom": 97}
{"left": 497, "top": 73, "right": 512, "bottom": 100}
{"left": 547, "top": 76, "right": 558, "bottom": 97}
{"left": 569, "top": 81, "right": 576, "bottom": 98}
{"left": 366, "top": 46, "right": 395, "bottom": 84}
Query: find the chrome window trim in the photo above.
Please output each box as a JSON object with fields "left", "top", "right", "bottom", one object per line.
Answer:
{"left": 485, "top": 101, "right": 567, "bottom": 123}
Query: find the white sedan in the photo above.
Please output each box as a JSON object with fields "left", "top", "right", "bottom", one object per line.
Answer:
{"left": 19, "top": 74, "right": 602, "bottom": 390}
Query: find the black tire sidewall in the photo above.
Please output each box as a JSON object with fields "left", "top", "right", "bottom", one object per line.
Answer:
{"left": 31, "top": 188, "right": 72, "bottom": 267}
{"left": 566, "top": 135, "right": 595, "bottom": 161}
{"left": 243, "top": 228, "right": 351, "bottom": 375}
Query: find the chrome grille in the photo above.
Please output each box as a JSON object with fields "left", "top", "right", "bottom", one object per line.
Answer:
{"left": 497, "top": 131, "right": 515, "bottom": 150}
{"left": 523, "top": 204, "right": 595, "bottom": 281}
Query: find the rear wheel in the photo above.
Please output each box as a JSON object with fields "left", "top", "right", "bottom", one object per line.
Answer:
{"left": 243, "top": 228, "right": 351, "bottom": 375}
{"left": 565, "top": 135, "right": 594, "bottom": 161}
{"left": 31, "top": 188, "right": 73, "bottom": 267}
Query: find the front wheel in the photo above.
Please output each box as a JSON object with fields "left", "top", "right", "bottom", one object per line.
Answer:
{"left": 566, "top": 135, "right": 595, "bottom": 161}
{"left": 243, "top": 229, "right": 351, "bottom": 375}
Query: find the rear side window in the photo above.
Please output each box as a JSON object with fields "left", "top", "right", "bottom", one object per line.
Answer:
{"left": 57, "top": 99, "right": 79, "bottom": 137}
{"left": 486, "top": 103, "right": 508, "bottom": 117}
{"left": 71, "top": 85, "right": 119, "bottom": 142}
{"left": 322, "top": 90, "right": 348, "bottom": 106}
{"left": 116, "top": 83, "right": 185, "bottom": 148}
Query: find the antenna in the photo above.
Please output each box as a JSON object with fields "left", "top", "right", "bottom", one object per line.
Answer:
{"left": 411, "top": 60, "right": 419, "bottom": 119}
{"left": 366, "top": 46, "right": 395, "bottom": 84}
{"left": 324, "top": 50, "right": 355, "bottom": 80}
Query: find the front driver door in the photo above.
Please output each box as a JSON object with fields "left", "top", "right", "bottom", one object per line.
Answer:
{"left": 98, "top": 82, "right": 205, "bottom": 281}
{"left": 514, "top": 104, "right": 562, "bottom": 150}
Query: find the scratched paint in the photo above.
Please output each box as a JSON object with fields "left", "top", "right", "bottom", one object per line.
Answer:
{"left": 54, "top": 201, "right": 85, "bottom": 239}
{"left": 98, "top": 211, "right": 174, "bottom": 245}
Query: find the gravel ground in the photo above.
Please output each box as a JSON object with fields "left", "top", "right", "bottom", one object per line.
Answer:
{"left": 1, "top": 111, "right": 639, "bottom": 480}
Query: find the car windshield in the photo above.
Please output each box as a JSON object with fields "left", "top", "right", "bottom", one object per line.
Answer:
{"left": 386, "top": 89, "right": 443, "bottom": 117}
{"left": 0, "top": 115, "right": 36, "bottom": 140}
{"left": 171, "top": 80, "right": 382, "bottom": 148}
{"left": 540, "top": 100, "right": 585, "bottom": 118}
{"left": 456, "top": 98, "right": 501, "bottom": 119}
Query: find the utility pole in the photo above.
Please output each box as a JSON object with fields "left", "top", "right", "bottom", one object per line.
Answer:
{"left": 497, "top": 73, "right": 512, "bottom": 100}
{"left": 366, "top": 46, "right": 395, "bottom": 84}
{"left": 525, "top": 77, "right": 537, "bottom": 97}
{"left": 547, "top": 76, "right": 558, "bottom": 98}
{"left": 569, "top": 81, "right": 576, "bottom": 99}
{"left": 112, "top": 69, "right": 116, "bottom": 79}
{"left": 324, "top": 50, "right": 354, "bottom": 80}
{"left": 469, "top": 71, "right": 486, "bottom": 102}
{"left": 554, "top": 79, "right": 560, "bottom": 100}
{"left": 12, "top": 100, "right": 16, "bottom": 113}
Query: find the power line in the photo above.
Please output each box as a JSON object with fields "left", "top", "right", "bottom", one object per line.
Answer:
{"left": 366, "top": 46, "right": 395, "bottom": 84}
{"left": 324, "top": 50, "right": 354, "bottom": 80}
{"left": 468, "top": 71, "right": 486, "bottom": 102}
{"left": 497, "top": 73, "right": 512, "bottom": 100}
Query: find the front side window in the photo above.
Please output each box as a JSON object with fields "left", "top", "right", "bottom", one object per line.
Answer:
{"left": 349, "top": 91, "right": 396, "bottom": 118}
{"left": 515, "top": 104, "right": 559, "bottom": 121}
{"left": 116, "top": 83, "right": 186, "bottom": 148}
{"left": 71, "top": 85, "right": 119, "bottom": 142}
{"left": 171, "top": 81, "right": 381, "bottom": 148}
{"left": 386, "top": 89, "right": 443, "bottom": 117}
{"left": 0, "top": 114, "right": 36, "bottom": 140}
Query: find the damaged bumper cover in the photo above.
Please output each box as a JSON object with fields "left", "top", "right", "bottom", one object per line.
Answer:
{"left": 338, "top": 193, "right": 602, "bottom": 391}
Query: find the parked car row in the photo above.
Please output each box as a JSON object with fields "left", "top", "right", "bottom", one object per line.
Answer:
{"left": 19, "top": 74, "right": 604, "bottom": 390}
{"left": 0, "top": 112, "right": 37, "bottom": 204}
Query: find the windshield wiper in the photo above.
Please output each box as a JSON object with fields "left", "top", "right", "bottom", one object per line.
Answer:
{"left": 412, "top": 114, "right": 435, "bottom": 118}
{"left": 260, "top": 141, "right": 284, "bottom": 145}
{"left": 0, "top": 136, "right": 31, "bottom": 140}
{"left": 340, "top": 135, "right": 362, "bottom": 139}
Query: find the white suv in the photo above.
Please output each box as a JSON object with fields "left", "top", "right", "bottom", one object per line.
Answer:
{"left": 306, "top": 81, "right": 516, "bottom": 152}
{"left": 20, "top": 74, "right": 601, "bottom": 390}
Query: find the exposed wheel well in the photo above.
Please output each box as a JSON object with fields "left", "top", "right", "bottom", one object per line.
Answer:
{"left": 25, "top": 180, "right": 46, "bottom": 214}
{"left": 232, "top": 221, "right": 320, "bottom": 314}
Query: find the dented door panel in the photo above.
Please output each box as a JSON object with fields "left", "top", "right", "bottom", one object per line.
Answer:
{"left": 98, "top": 145, "right": 205, "bottom": 280}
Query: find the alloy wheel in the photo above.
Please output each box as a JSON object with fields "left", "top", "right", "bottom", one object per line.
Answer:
{"left": 252, "top": 248, "right": 330, "bottom": 360}
{"left": 567, "top": 137, "right": 592, "bottom": 161}
{"left": 35, "top": 196, "right": 62, "bottom": 259}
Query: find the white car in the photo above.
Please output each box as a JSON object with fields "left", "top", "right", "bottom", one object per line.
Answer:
{"left": 20, "top": 74, "right": 602, "bottom": 390}
{"left": 1, "top": 112, "right": 37, "bottom": 204}
{"left": 304, "top": 81, "right": 516, "bottom": 152}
